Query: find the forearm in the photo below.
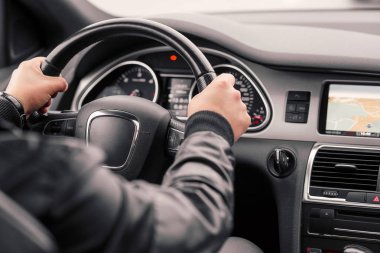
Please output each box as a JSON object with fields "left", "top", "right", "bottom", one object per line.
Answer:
{"left": 0, "top": 112, "right": 235, "bottom": 253}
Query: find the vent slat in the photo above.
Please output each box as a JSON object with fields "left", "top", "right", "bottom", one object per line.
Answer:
{"left": 311, "top": 175, "right": 377, "bottom": 183}
{"left": 313, "top": 166, "right": 379, "bottom": 175}
{"left": 315, "top": 157, "right": 380, "bottom": 164}
{"left": 310, "top": 147, "right": 380, "bottom": 191}
{"left": 318, "top": 149, "right": 380, "bottom": 156}
{"left": 312, "top": 171, "right": 378, "bottom": 179}
{"left": 313, "top": 161, "right": 379, "bottom": 170}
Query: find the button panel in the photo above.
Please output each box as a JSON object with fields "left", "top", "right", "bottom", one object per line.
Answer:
{"left": 285, "top": 91, "right": 310, "bottom": 123}
{"left": 44, "top": 119, "right": 76, "bottom": 136}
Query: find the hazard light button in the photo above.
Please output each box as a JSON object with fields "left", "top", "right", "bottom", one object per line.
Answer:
{"left": 366, "top": 193, "right": 380, "bottom": 204}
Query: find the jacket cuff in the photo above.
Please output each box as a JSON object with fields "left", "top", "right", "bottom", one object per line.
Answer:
{"left": 0, "top": 96, "right": 22, "bottom": 127}
{"left": 185, "top": 111, "right": 234, "bottom": 146}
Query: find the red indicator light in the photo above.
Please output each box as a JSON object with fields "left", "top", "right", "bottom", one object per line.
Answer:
{"left": 170, "top": 55, "right": 177, "bottom": 61}
{"left": 374, "top": 196, "right": 380, "bottom": 202}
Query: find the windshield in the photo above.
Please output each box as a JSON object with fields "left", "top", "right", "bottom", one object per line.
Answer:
{"left": 88, "top": 0, "right": 380, "bottom": 17}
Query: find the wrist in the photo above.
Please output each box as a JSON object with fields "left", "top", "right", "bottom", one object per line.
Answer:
{"left": 185, "top": 111, "right": 234, "bottom": 146}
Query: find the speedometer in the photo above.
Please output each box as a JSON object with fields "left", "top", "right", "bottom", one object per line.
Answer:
{"left": 191, "top": 64, "right": 271, "bottom": 131}
{"left": 106, "top": 61, "right": 159, "bottom": 102}
{"left": 79, "top": 61, "right": 159, "bottom": 108}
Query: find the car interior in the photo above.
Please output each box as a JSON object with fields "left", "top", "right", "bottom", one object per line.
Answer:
{"left": 1, "top": 0, "right": 380, "bottom": 252}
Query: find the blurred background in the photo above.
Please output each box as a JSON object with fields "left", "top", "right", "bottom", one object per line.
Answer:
{"left": 88, "top": 0, "right": 380, "bottom": 16}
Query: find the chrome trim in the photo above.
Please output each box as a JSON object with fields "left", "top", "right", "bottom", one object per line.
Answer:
{"left": 159, "top": 73, "right": 194, "bottom": 78}
{"left": 307, "top": 231, "right": 380, "bottom": 243}
{"left": 334, "top": 228, "right": 380, "bottom": 236}
{"left": 77, "top": 60, "right": 159, "bottom": 109}
{"left": 188, "top": 63, "right": 271, "bottom": 132}
{"left": 86, "top": 110, "right": 139, "bottom": 170}
{"left": 303, "top": 143, "right": 380, "bottom": 209}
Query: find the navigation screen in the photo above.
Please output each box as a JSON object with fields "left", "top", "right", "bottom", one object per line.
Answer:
{"left": 325, "top": 84, "right": 380, "bottom": 138}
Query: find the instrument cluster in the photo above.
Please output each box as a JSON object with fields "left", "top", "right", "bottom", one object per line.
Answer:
{"left": 75, "top": 48, "right": 272, "bottom": 132}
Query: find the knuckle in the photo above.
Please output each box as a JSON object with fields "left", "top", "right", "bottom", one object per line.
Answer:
{"left": 18, "top": 61, "right": 27, "bottom": 69}
{"left": 217, "top": 79, "right": 229, "bottom": 89}
{"left": 232, "top": 90, "right": 241, "bottom": 100}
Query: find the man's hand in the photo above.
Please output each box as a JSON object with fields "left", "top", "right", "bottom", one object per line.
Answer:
{"left": 188, "top": 73, "right": 251, "bottom": 142}
{"left": 6, "top": 57, "right": 68, "bottom": 115}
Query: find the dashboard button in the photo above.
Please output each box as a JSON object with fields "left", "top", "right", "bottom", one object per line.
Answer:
{"left": 296, "top": 103, "right": 308, "bottom": 113}
{"left": 307, "top": 248, "right": 322, "bottom": 253}
{"left": 286, "top": 113, "right": 307, "bottom": 123}
{"left": 346, "top": 192, "right": 366, "bottom": 203}
{"left": 286, "top": 103, "right": 296, "bottom": 112}
{"left": 285, "top": 113, "right": 298, "bottom": 122}
{"left": 366, "top": 193, "right": 380, "bottom": 204}
{"left": 320, "top": 209, "right": 335, "bottom": 219}
{"left": 288, "top": 91, "right": 310, "bottom": 101}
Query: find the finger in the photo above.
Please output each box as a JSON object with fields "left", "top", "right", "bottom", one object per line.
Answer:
{"left": 38, "top": 99, "right": 52, "bottom": 114}
{"left": 214, "top": 73, "right": 235, "bottom": 87}
{"left": 27, "top": 57, "right": 46, "bottom": 70}
{"left": 38, "top": 107, "right": 49, "bottom": 114}
{"left": 38, "top": 106, "right": 50, "bottom": 114}
{"left": 45, "top": 77, "right": 68, "bottom": 95}
{"left": 43, "top": 99, "right": 52, "bottom": 108}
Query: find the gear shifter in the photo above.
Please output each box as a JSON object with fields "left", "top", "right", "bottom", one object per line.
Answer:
{"left": 343, "top": 245, "right": 373, "bottom": 253}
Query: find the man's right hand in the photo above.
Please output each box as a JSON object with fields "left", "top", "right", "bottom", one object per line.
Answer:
{"left": 188, "top": 73, "right": 251, "bottom": 142}
{"left": 6, "top": 57, "right": 68, "bottom": 116}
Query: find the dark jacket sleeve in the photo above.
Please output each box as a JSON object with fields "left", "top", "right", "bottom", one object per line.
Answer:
{"left": 0, "top": 96, "right": 23, "bottom": 127}
{"left": 0, "top": 111, "right": 235, "bottom": 253}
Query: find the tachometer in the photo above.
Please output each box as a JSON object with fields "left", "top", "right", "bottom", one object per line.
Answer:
{"left": 191, "top": 64, "right": 271, "bottom": 131}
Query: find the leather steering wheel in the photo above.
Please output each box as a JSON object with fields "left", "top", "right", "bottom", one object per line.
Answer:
{"left": 39, "top": 18, "right": 216, "bottom": 179}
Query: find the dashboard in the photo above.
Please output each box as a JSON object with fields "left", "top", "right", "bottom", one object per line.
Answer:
{"left": 70, "top": 44, "right": 380, "bottom": 146}
{"left": 55, "top": 13, "right": 380, "bottom": 253}
{"left": 4, "top": 1, "right": 380, "bottom": 252}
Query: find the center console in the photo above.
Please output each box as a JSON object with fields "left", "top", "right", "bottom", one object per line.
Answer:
{"left": 301, "top": 81, "right": 380, "bottom": 253}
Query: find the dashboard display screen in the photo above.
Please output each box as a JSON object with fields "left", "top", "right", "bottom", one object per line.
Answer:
{"left": 166, "top": 78, "right": 193, "bottom": 117}
{"left": 325, "top": 84, "right": 380, "bottom": 137}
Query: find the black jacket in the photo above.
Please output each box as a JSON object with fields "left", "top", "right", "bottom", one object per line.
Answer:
{"left": 0, "top": 101, "right": 235, "bottom": 253}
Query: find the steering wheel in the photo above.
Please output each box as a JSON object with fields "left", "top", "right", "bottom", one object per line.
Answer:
{"left": 38, "top": 18, "right": 217, "bottom": 179}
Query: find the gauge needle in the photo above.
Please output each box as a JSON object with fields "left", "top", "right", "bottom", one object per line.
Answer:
{"left": 130, "top": 89, "right": 141, "bottom": 97}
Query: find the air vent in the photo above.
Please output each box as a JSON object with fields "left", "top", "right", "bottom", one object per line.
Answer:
{"left": 310, "top": 147, "right": 380, "bottom": 191}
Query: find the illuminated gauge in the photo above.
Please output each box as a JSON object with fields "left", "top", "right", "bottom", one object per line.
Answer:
{"left": 190, "top": 64, "right": 271, "bottom": 131}
{"left": 80, "top": 61, "right": 159, "bottom": 108}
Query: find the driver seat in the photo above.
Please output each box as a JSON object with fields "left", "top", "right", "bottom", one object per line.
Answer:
{"left": 0, "top": 189, "right": 263, "bottom": 253}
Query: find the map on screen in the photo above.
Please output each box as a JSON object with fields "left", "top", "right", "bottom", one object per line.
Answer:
{"left": 326, "top": 84, "right": 380, "bottom": 137}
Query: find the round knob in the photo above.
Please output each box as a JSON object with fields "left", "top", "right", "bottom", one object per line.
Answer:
{"left": 267, "top": 148, "right": 296, "bottom": 177}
